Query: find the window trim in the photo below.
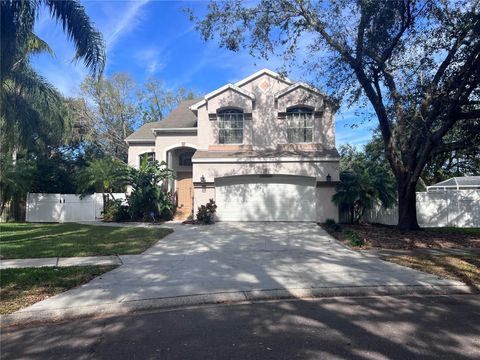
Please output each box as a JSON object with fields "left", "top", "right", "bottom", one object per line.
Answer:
{"left": 217, "top": 108, "right": 244, "bottom": 145}
{"left": 286, "top": 107, "right": 314, "bottom": 144}
{"left": 139, "top": 151, "right": 155, "bottom": 165}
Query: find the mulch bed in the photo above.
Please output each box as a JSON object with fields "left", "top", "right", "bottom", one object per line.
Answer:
{"left": 323, "top": 223, "right": 480, "bottom": 250}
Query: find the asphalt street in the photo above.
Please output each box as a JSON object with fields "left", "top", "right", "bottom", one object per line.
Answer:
{"left": 2, "top": 295, "right": 479, "bottom": 360}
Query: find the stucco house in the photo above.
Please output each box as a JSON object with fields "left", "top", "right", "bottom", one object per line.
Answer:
{"left": 125, "top": 69, "right": 340, "bottom": 222}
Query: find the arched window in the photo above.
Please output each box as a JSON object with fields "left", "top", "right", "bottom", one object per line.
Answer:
{"left": 218, "top": 109, "right": 243, "bottom": 144}
{"left": 139, "top": 152, "right": 155, "bottom": 165}
{"left": 286, "top": 107, "right": 314, "bottom": 143}
{"left": 179, "top": 151, "right": 194, "bottom": 166}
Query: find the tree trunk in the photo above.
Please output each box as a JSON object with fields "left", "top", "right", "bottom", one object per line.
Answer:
{"left": 397, "top": 180, "right": 420, "bottom": 230}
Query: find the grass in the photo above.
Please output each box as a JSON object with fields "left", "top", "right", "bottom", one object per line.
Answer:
{"left": 0, "top": 223, "right": 174, "bottom": 259}
{"left": 385, "top": 254, "right": 480, "bottom": 292}
{"left": 0, "top": 266, "right": 116, "bottom": 314}
{"left": 430, "top": 227, "right": 480, "bottom": 236}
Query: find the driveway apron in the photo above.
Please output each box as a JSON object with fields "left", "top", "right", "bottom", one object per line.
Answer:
{"left": 18, "top": 222, "right": 462, "bottom": 313}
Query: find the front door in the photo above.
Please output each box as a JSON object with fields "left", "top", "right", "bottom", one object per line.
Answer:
{"left": 176, "top": 172, "right": 193, "bottom": 220}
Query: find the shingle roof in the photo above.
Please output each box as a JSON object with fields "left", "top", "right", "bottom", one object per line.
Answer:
{"left": 192, "top": 148, "right": 340, "bottom": 160}
{"left": 125, "top": 98, "right": 201, "bottom": 141}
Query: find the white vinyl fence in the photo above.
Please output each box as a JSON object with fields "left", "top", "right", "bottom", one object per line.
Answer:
{"left": 365, "top": 190, "right": 480, "bottom": 228}
{"left": 26, "top": 193, "right": 127, "bottom": 223}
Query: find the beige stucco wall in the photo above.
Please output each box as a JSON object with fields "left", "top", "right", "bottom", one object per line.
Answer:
{"left": 197, "top": 90, "right": 254, "bottom": 149}
{"left": 316, "top": 187, "right": 338, "bottom": 222}
{"left": 196, "top": 73, "right": 335, "bottom": 150}
{"left": 154, "top": 132, "right": 199, "bottom": 162}
{"left": 192, "top": 161, "right": 339, "bottom": 183}
{"left": 193, "top": 187, "right": 215, "bottom": 211}
{"left": 127, "top": 142, "right": 156, "bottom": 168}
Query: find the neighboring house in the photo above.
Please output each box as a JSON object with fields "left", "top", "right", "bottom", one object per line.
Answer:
{"left": 125, "top": 69, "right": 340, "bottom": 221}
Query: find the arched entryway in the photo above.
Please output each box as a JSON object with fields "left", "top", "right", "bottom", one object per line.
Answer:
{"left": 164, "top": 144, "right": 197, "bottom": 220}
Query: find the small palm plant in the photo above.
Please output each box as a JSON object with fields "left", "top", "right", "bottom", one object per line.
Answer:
{"left": 333, "top": 145, "right": 396, "bottom": 224}
{"left": 77, "top": 156, "right": 130, "bottom": 213}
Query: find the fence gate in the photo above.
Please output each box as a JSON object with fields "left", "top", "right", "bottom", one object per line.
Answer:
{"left": 26, "top": 193, "right": 98, "bottom": 222}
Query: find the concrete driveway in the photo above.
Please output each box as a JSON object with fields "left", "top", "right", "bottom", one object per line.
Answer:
{"left": 18, "top": 222, "right": 464, "bottom": 315}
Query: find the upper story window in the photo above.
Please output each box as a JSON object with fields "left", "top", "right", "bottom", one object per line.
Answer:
{"left": 218, "top": 109, "right": 243, "bottom": 144}
{"left": 179, "top": 151, "right": 194, "bottom": 166}
{"left": 139, "top": 152, "right": 155, "bottom": 165}
{"left": 286, "top": 107, "right": 314, "bottom": 143}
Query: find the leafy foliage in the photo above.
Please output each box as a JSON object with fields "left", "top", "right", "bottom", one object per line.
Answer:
{"left": 333, "top": 145, "right": 396, "bottom": 224}
{"left": 137, "top": 78, "right": 198, "bottom": 124}
{"left": 77, "top": 156, "right": 130, "bottom": 198}
{"left": 196, "top": 199, "right": 218, "bottom": 224}
{"left": 78, "top": 73, "right": 138, "bottom": 161}
{"left": 0, "top": 155, "right": 34, "bottom": 217}
{"left": 190, "top": 0, "right": 480, "bottom": 229}
{"left": 127, "top": 160, "right": 176, "bottom": 221}
{"left": 0, "top": 0, "right": 105, "bottom": 155}
{"left": 343, "top": 230, "right": 364, "bottom": 247}
{"left": 103, "top": 199, "right": 130, "bottom": 222}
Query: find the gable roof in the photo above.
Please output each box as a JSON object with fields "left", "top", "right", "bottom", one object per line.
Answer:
{"left": 189, "top": 84, "right": 255, "bottom": 111}
{"left": 189, "top": 68, "right": 291, "bottom": 111}
{"left": 234, "top": 68, "right": 292, "bottom": 87}
{"left": 125, "top": 98, "right": 200, "bottom": 142}
{"left": 274, "top": 82, "right": 327, "bottom": 100}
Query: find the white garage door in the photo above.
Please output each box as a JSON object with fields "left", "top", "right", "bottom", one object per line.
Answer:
{"left": 215, "top": 175, "right": 316, "bottom": 221}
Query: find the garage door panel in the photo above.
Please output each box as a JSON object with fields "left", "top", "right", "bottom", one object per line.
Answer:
{"left": 216, "top": 176, "right": 316, "bottom": 221}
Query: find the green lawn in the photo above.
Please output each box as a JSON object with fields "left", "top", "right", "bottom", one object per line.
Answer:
{"left": 0, "top": 223, "right": 173, "bottom": 259}
{"left": 0, "top": 266, "right": 116, "bottom": 314}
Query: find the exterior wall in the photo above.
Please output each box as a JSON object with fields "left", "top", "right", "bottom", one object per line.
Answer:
{"left": 154, "top": 132, "right": 198, "bottom": 162}
{"left": 127, "top": 142, "right": 156, "bottom": 168}
{"left": 193, "top": 187, "right": 215, "bottom": 211}
{"left": 316, "top": 187, "right": 338, "bottom": 222}
{"left": 192, "top": 161, "right": 339, "bottom": 183}
{"left": 196, "top": 73, "right": 334, "bottom": 151}
{"left": 197, "top": 91, "right": 254, "bottom": 149}
{"left": 276, "top": 87, "right": 335, "bottom": 148}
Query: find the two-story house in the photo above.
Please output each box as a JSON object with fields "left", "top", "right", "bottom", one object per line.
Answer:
{"left": 125, "top": 69, "right": 340, "bottom": 222}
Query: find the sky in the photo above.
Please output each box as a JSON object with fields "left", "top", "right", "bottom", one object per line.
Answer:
{"left": 32, "top": 0, "right": 375, "bottom": 147}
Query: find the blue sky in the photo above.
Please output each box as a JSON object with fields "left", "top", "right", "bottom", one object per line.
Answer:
{"left": 32, "top": 0, "right": 375, "bottom": 147}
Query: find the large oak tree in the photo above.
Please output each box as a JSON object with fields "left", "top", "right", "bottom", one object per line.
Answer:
{"left": 190, "top": 0, "right": 480, "bottom": 229}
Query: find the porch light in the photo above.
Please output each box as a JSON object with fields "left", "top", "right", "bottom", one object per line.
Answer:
{"left": 326, "top": 173, "right": 331, "bottom": 182}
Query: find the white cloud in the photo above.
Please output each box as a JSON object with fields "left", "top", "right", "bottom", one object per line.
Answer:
{"left": 134, "top": 47, "right": 167, "bottom": 76}
{"left": 105, "top": 0, "right": 151, "bottom": 51}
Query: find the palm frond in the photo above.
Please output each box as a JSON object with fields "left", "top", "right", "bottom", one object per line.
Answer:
{"left": 45, "top": 0, "right": 105, "bottom": 76}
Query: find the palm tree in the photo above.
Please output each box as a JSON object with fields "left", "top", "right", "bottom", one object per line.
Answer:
{"left": 1, "top": 0, "right": 105, "bottom": 153}
{"left": 0, "top": 154, "right": 34, "bottom": 217}
{"left": 77, "top": 157, "right": 130, "bottom": 213}
{"left": 333, "top": 145, "right": 396, "bottom": 224}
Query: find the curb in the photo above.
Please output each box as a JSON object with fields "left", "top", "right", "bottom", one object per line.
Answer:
{"left": 0, "top": 284, "right": 473, "bottom": 328}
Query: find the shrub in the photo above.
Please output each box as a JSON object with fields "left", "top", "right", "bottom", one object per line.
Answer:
{"left": 343, "top": 230, "right": 363, "bottom": 247}
{"left": 127, "top": 160, "right": 175, "bottom": 221}
{"left": 103, "top": 199, "right": 130, "bottom": 222}
{"left": 325, "top": 218, "right": 342, "bottom": 232}
{"left": 196, "top": 199, "right": 217, "bottom": 224}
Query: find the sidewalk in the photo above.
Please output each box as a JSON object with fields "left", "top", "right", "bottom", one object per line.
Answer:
{"left": 2, "top": 247, "right": 478, "bottom": 269}
{"left": 0, "top": 255, "right": 123, "bottom": 269}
